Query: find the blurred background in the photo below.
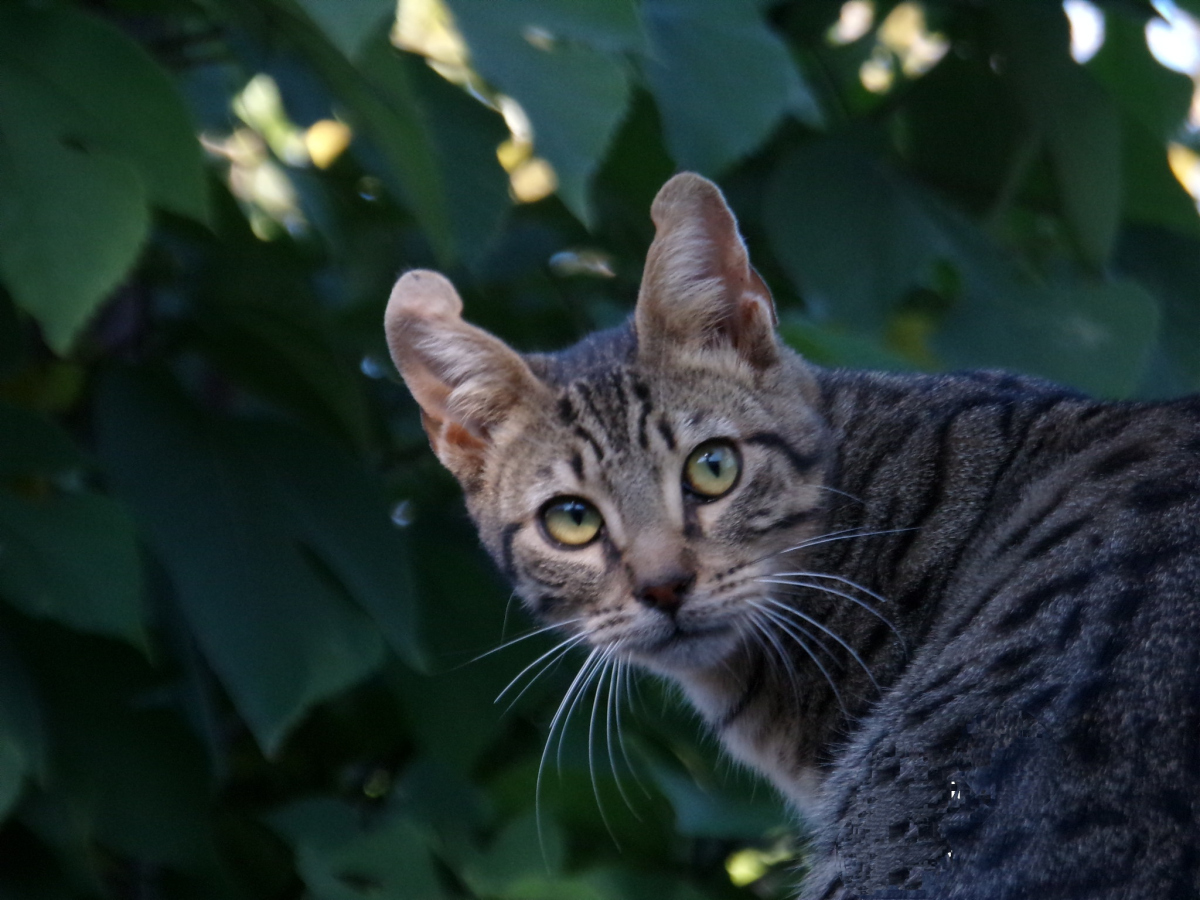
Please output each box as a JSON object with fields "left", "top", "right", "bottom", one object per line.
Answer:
{"left": 2, "top": 0, "right": 1200, "bottom": 897}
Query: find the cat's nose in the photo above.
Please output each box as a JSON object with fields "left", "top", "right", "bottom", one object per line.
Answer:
{"left": 637, "top": 573, "right": 695, "bottom": 615}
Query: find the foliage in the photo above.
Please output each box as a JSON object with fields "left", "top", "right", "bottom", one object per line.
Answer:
{"left": 1, "top": 0, "right": 1198, "bottom": 897}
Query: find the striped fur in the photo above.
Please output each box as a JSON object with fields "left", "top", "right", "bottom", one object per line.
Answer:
{"left": 385, "top": 175, "right": 1200, "bottom": 899}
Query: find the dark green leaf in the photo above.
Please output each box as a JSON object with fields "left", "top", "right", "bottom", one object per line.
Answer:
{"left": 0, "top": 5, "right": 209, "bottom": 223}
{"left": 764, "top": 142, "right": 942, "bottom": 330}
{"left": 271, "top": 801, "right": 446, "bottom": 900}
{"left": 642, "top": 0, "right": 820, "bottom": 175}
{"left": 0, "top": 403, "right": 84, "bottom": 480}
{"left": 0, "top": 632, "right": 46, "bottom": 820}
{"left": 449, "top": 0, "right": 633, "bottom": 225}
{"left": 936, "top": 274, "right": 1160, "bottom": 398}
{"left": 95, "top": 371, "right": 389, "bottom": 753}
{"left": 0, "top": 492, "right": 145, "bottom": 648}
{"left": 358, "top": 39, "right": 511, "bottom": 264}
{"left": 998, "top": 5, "right": 1121, "bottom": 265}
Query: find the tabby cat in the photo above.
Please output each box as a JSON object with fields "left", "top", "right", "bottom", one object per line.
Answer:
{"left": 384, "top": 173, "right": 1200, "bottom": 899}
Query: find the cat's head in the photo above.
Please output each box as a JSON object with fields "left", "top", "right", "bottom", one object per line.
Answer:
{"left": 385, "top": 174, "right": 831, "bottom": 675}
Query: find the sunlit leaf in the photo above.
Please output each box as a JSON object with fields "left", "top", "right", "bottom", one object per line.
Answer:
{"left": 217, "top": 0, "right": 456, "bottom": 261}
{"left": 449, "top": 0, "right": 633, "bottom": 225}
{"left": 358, "top": 38, "right": 511, "bottom": 263}
{"left": 0, "top": 69, "right": 149, "bottom": 354}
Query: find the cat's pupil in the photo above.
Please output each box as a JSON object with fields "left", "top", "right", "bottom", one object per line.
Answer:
{"left": 568, "top": 503, "right": 586, "bottom": 525}
{"left": 704, "top": 454, "right": 723, "bottom": 476}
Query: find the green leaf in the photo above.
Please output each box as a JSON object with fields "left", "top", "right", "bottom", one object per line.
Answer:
{"left": 270, "top": 801, "right": 446, "bottom": 900}
{"left": 192, "top": 257, "right": 374, "bottom": 450}
{"left": 0, "top": 402, "right": 84, "bottom": 480}
{"left": 936, "top": 274, "right": 1160, "bottom": 399}
{"left": 217, "top": 0, "right": 455, "bottom": 261}
{"left": 449, "top": 0, "right": 633, "bottom": 225}
{"left": 997, "top": 4, "right": 1121, "bottom": 265}
{"left": 461, "top": 814, "right": 564, "bottom": 897}
{"left": 95, "top": 371, "right": 390, "bottom": 754}
{"left": 0, "top": 66, "right": 149, "bottom": 354}
{"left": 1087, "top": 14, "right": 1193, "bottom": 141}
{"left": 0, "top": 492, "right": 146, "bottom": 648}
{"left": 357, "top": 39, "right": 511, "bottom": 265}
{"left": 641, "top": 0, "right": 819, "bottom": 175}
{"left": 0, "top": 5, "right": 209, "bottom": 223}
{"left": 295, "top": 0, "right": 395, "bottom": 57}
{"left": 764, "top": 142, "right": 942, "bottom": 330}
{"left": 0, "top": 633, "right": 46, "bottom": 821}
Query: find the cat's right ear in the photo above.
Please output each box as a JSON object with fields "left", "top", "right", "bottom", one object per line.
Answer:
{"left": 384, "top": 270, "right": 544, "bottom": 487}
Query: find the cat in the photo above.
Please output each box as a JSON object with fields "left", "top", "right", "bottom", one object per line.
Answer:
{"left": 383, "top": 172, "right": 1200, "bottom": 899}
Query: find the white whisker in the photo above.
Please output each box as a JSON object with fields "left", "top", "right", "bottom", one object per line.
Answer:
{"left": 762, "top": 597, "right": 881, "bottom": 692}
{"left": 754, "top": 602, "right": 848, "bottom": 718}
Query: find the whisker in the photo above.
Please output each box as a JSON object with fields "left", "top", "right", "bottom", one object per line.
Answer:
{"left": 537, "top": 647, "right": 600, "bottom": 861}
{"left": 755, "top": 603, "right": 848, "bottom": 718}
{"left": 757, "top": 526, "right": 919, "bottom": 567}
{"left": 495, "top": 631, "right": 589, "bottom": 707}
{"left": 615, "top": 661, "right": 652, "bottom": 798}
{"left": 769, "top": 571, "right": 891, "bottom": 608}
{"left": 587, "top": 649, "right": 622, "bottom": 846}
{"left": 746, "top": 608, "right": 803, "bottom": 708}
{"left": 762, "top": 597, "right": 881, "bottom": 692}
{"left": 468, "top": 618, "right": 585, "bottom": 667}
{"left": 759, "top": 578, "right": 904, "bottom": 648}
{"left": 605, "top": 655, "right": 643, "bottom": 816}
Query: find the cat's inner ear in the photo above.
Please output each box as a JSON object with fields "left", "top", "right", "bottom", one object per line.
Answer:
{"left": 636, "top": 173, "right": 778, "bottom": 369}
{"left": 384, "top": 270, "right": 544, "bottom": 485}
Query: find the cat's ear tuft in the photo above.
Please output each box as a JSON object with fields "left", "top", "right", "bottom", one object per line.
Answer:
{"left": 636, "top": 173, "right": 778, "bottom": 369}
{"left": 385, "top": 270, "right": 544, "bottom": 486}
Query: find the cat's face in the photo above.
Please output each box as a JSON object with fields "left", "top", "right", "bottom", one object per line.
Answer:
{"left": 476, "top": 357, "right": 830, "bottom": 675}
{"left": 385, "top": 173, "right": 828, "bottom": 677}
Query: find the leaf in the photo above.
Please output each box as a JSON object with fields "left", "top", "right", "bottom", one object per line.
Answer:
{"left": 641, "top": 0, "right": 819, "bottom": 175}
{"left": 95, "top": 370, "right": 391, "bottom": 754}
{"left": 996, "top": 4, "right": 1121, "bottom": 266}
{"left": 0, "top": 492, "right": 146, "bottom": 648}
{"left": 0, "top": 402, "right": 84, "bottom": 480}
{"left": 449, "top": 0, "right": 633, "bottom": 225}
{"left": 357, "top": 38, "right": 511, "bottom": 265}
{"left": 217, "top": 0, "right": 455, "bottom": 261}
{"left": 295, "top": 0, "right": 395, "bottom": 57}
{"left": 22, "top": 626, "right": 216, "bottom": 868}
{"left": 0, "top": 633, "right": 46, "bottom": 821}
{"left": 0, "top": 5, "right": 209, "bottom": 223}
{"left": 935, "top": 271, "right": 1160, "bottom": 399}
{"left": 270, "top": 801, "right": 446, "bottom": 900}
{"left": 192, "top": 254, "right": 374, "bottom": 450}
{"left": 1087, "top": 14, "right": 1193, "bottom": 141}
{"left": 0, "top": 66, "right": 149, "bottom": 354}
{"left": 764, "top": 141, "right": 943, "bottom": 330}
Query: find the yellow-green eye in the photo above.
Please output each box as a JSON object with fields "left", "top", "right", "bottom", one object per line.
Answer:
{"left": 541, "top": 497, "right": 603, "bottom": 547}
{"left": 684, "top": 440, "right": 740, "bottom": 498}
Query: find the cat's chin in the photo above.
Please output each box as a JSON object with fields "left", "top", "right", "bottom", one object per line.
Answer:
{"left": 622, "top": 623, "right": 743, "bottom": 674}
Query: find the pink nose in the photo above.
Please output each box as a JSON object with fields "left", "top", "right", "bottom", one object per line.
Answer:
{"left": 638, "top": 574, "right": 694, "bottom": 614}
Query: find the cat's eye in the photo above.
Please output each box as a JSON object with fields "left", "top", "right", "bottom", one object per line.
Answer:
{"left": 684, "top": 439, "right": 741, "bottom": 499}
{"left": 541, "top": 497, "right": 603, "bottom": 547}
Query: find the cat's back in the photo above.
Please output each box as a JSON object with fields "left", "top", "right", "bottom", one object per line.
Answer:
{"left": 805, "top": 372, "right": 1200, "bottom": 899}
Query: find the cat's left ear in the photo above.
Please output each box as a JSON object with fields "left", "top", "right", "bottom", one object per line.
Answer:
{"left": 636, "top": 173, "right": 778, "bottom": 369}
{"left": 384, "top": 270, "right": 546, "bottom": 487}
